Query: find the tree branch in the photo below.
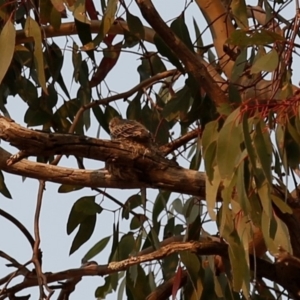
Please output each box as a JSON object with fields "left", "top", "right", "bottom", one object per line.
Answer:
{"left": 0, "top": 118, "right": 207, "bottom": 197}
{"left": 2, "top": 237, "right": 300, "bottom": 298}
{"left": 135, "top": 0, "right": 228, "bottom": 106}
{"left": 160, "top": 129, "right": 200, "bottom": 155}
{"left": 15, "top": 20, "right": 155, "bottom": 45}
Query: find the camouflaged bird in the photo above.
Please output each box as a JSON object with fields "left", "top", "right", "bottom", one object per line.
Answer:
{"left": 109, "top": 117, "right": 153, "bottom": 145}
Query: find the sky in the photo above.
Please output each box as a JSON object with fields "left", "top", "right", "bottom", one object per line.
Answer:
{"left": 0, "top": 0, "right": 298, "bottom": 299}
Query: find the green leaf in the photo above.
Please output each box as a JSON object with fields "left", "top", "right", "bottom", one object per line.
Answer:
{"left": 183, "top": 197, "right": 201, "bottom": 225}
{"left": 261, "top": 211, "right": 271, "bottom": 252}
{"left": 16, "top": 77, "right": 38, "bottom": 108}
{"left": 71, "top": 0, "right": 91, "bottom": 24}
{"left": 72, "top": 43, "right": 82, "bottom": 82}
{"left": 154, "top": 34, "right": 184, "bottom": 73}
{"left": 137, "top": 53, "right": 166, "bottom": 81}
{"left": 271, "top": 194, "right": 292, "bottom": 214}
{"left": 24, "top": 107, "right": 52, "bottom": 126}
{"left": 67, "top": 196, "right": 101, "bottom": 234}
{"left": 77, "top": 86, "right": 91, "bottom": 130}
{"left": 242, "top": 114, "right": 265, "bottom": 186}
{"left": 126, "top": 94, "right": 142, "bottom": 120}
{"left": 95, "top": 275, "right": 114, "bottom": 298}
{"left": 228, "top": 83, "right": 242, "bottom": 105}
{"left": 284, "top": 129, "right": 300, "bottom": 170}
{"left": 58, "top": 184, "right": 83, "bottom": 193}
{"left": 91, "top": 0, "right": 118, "bottom": 46}
{"left": 53, "top": 98, "right": 81, "bottom": 132}
{"left": 45, "top": 42, "right": 64, "bottom": 82}
{"left": 105, "top": 106, "right": 120, "bottom": 128}
{"left": 140, "top": 106, "right": 169, "bottom": 145}
{"left": 180, "top": 251, "right": 200, "bottom": 285}
{"left": 252, "top": 29, "right": 285, "bottom": 44}
{"left": 163, "top": 217, "right": 174, "bottom": 238}
{"left": 193, "top": 18, "right": 203, "bottom": 52}
{"left": 126, "top": 265, "right": 150, "bottom": 299}
{"left": 224, "top": 228, "right": 250, "bottom": 294}
{"left": 92, "top": 105, "right": 109, "bottom": 133}
{"left": 230, "top": 48, "right": 247, "bottom": 83}
{"left": 117, "top": 233, "right": 136, "bottom": 260}
{"left": 189, "top": 138, "right": 201, "bottom": 170}
{"left": 230, "top": 0, "right": 248, "bottom": 29}
{"left": 43, "top": 83, "right": 58, "bottom": 109}
{"left": 109, "top": 222, "right": 119, "bottom": 262}
{"left": 153, "top": 190, "right": 171, "bottom": 225}
{"left": 150, "top": 227, "right": 160, "bottom": 250}
{"left": 0, "top": 171, "right": 12, "bottom": 199}
{"left": 170, "top": 13, "right": 194, "bottom": 52}
{"left": 122, "top": 194, "right": 142, "bottom": 220}
{"left": 117, "top": 277, "right": 126, "bottom": 300}
{"left": 126, "top": 12, "right": 145, "bottom": 40}
{"left": 14, "top": 45, "right": 32, "bottom": 67}
{"left": 273, "top": 214, "right": 292, "bottom": 254}
{"left": 217, "top": 116, "right": 241, "bottom": 179}
{"left": 25, "top": 17, "right": 47, "bottom": 94}
{"left": 287, "top": 119, "right": 300, "bottom": 144}
{"left": 130, "top": 214, "right": 147, "bottom": 230}
{"left": 69, "top": 214, "right": 96, "bottom": 254}
{"left": 161, "top": 253, "right": 178, "bottom": 281}
{"left": 75, "top": 18, "right": 95, "bottom": 61}
{"left": 162, "top": 85, "right": 191, "bottom": 120}
{"left": 0, "top": 20, "right": 15, "bottom": 85}
{"left": 253, "top": 121, "right": 272, "bottom": 184}
{"left": 202, "top": 120, "right": 218, "bottom": 153}
{"left": 82, "top": 236, "right": 111, "bottom": 262}
{"left": 172, "top": 198, "right": 183, "bottom": 214}
{"left": 205, "top": 167, "right": 220, "bottom": 221}
{"left": 227, "top": 29, "right": 284, "bottom": 47}
{"left": 237, "top": 160, "right": 250, "bottom": 214}
{"left": 51, "top": 73, "right": 67, "bottom": 99}
{"left": 227, "top": 30, "right": 251, "bottom": 47}
{"left": 203, "top": 141, "right": 217, "bottom": 181}
{"left": 251, "top": 49, "right": 279, "bottom": 74}
{"left": 258, "top": 182, "right": 272, "bottom": 218}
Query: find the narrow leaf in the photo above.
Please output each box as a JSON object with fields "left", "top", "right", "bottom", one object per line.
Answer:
{"left": 25, "top": 17, "right": 47, "bottom": 94}
{"left": 127, "top": 12, "right": 145, "bottom": 40}
{"left": 0, "top": 20, "right": 16, "bottom": 85}
{"left": 82, "top": 236, "right": 111, "bottom": 262}
{"left": 217, "top": 120, "right": 241, "bottom": 179}
{"left": 69, "top": 214, "right": 96, "bottom": 254}
{"left": 170, "top": 14, "right": 194, "bottom": 52}
{"left": 0, "top": 171, "right": 12, "bottom": 199}
{"left": 251, "top": 49, "right": 279, "bottom": 74}
{"left": 92, "top": 0, "right": 118, "bottom": 46}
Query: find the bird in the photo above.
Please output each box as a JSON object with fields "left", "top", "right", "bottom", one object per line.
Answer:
{"left": 109, "top": 116, "right": 153, "bottom": 145}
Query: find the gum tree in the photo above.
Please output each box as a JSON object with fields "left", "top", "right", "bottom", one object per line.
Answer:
{"left": 0, "top": 0, "right": 300, "bottom": 299}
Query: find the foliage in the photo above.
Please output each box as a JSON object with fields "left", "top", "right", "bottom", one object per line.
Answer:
{"left": 0, "top": 0, "right": 300, "bottom": 299}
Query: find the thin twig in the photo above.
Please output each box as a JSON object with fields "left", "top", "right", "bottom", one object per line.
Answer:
{"left": 160, "top": 129, "right": 201, "bottom": 155}
{"left": 0, "top": 209, "right": 35, "bottom": 249}
{"left": 31, "top": 180, "right": 53, "bottom": 299}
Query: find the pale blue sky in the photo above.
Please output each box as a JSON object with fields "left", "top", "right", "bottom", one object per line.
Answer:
{"left": 0, "top": 0, "right": 298, "bottom": 299}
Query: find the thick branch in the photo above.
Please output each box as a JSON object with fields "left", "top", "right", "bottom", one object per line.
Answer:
{"left": 135, "top": 0, "right": 228, "bottom": 106}
{"left": 108, "top": 241, "right": 227, "bottom": 271}
{"left": 0, "top": 118, "right": 206, "bottom": 196}
{"left": 16, "top": 20, "right": 155, "bottom": 45}
{"left": 195, "top": 0, "right": 235, "bottom": 77}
